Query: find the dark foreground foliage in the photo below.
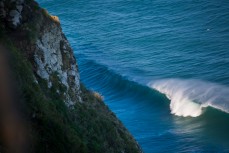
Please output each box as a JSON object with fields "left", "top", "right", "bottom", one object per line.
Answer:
{"left": 0, "top": 5, "right": 140, "bottom": 151}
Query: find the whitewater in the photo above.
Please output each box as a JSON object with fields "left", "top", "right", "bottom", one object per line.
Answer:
{"left": 149, "top": 79, "right": 229, "bottom": 117}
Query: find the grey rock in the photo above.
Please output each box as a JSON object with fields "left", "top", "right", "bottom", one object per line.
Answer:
{"left": 35, "top": 24, "right": 81, "bottom": 105}
{"left": 8, "top": 10, "right": 21, "bottom": 29}
{"left": 16, "top": 5, "right": 23, "bottom": 12}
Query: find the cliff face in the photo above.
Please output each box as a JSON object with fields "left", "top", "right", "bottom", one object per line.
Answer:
{"left": 34, "top": 13, "right": 81, "bottom": 106}
{"left": 1, "top": 0, "right": 81, "bottom": 106}
{"left": 0, "top": 0, "right": 142, "bottom": 153}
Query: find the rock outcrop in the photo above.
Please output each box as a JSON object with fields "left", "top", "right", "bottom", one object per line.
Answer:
{"left": 34, "top": 15, "right": 81, "bottom": 106}
{"left": 0, "top": 0, "right": 81, "bottom": 106}
{"left": 0, "top": 0, "right": 25, "bottom": 29}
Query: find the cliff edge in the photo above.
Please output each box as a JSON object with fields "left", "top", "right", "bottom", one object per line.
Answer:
{"left": 0, "top": 0, "right": 142, "bottom": 152}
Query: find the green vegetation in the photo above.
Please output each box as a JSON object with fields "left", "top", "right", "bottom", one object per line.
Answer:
{"left": 0, "top": 34, "right": 140, "bottom": 152}
{"left": 41, "top": 8, "right": 50, "bottom": 18}
{"left": 0, "top": 0, "right": 141, "bottom": 152}
{"left": 6, "top": 39, "right": 86, "bottom": 152}
{"left": 24, "top": 22, "right": 38, "bottom": 42}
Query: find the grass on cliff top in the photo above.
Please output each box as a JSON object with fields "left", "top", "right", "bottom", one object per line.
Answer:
{"left": 1, "top": 35, "right": 140, "bottom": 153}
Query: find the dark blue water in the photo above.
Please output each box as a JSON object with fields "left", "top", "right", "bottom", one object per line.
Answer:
{"left": 38, "top": 0, "right": 229, "bottom": 152}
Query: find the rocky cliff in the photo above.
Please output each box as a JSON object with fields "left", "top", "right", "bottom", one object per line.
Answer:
{"left": 1, "top": 0, "right": 81, "bottom": 106}
{"left": 0, "top": 0, "right": 142, "bottom": 153}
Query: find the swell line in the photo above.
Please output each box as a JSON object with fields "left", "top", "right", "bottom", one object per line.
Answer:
{"left": 78, "top": 56, "right": 229, "bottom": 118}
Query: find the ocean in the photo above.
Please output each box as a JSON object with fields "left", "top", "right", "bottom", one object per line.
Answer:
{"left": 38, "top": 0, "right": 229, "bottom": 152}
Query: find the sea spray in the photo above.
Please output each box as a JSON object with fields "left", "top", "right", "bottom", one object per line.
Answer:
{"left": 148, "top": 79, "right": 229, "bottom": 117}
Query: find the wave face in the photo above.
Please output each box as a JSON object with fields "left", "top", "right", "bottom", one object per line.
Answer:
{"left": 149, "top": 79, "right": 229, "bottom": 117}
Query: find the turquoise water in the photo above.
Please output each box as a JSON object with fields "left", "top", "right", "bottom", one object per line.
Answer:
{"left": 38, "top": 0, "right": 229, "bottom": 152}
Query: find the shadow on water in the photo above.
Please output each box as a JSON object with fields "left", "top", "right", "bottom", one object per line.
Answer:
{"left": 200, "top": 107, "right": 229, "bottom": 143}
{"left": 168, "top": 104, "right": 229, "bottom": 152}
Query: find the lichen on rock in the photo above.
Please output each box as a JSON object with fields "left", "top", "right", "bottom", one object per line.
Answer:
{"left": 34, "top": 12, "right": 81, "bottom": 105}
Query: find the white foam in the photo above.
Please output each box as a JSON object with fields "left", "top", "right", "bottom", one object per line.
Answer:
{"left": 148, "top": 78, "right": 229, "bottom": 117}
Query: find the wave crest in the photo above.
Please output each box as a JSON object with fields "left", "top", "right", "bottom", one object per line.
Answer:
{"left": 148, "top": 79, "right": 229, "bottom": 117}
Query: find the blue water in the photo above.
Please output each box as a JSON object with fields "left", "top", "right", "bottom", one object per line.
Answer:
{"left": 38, "top": 0, "right": 229, "bottom": 152}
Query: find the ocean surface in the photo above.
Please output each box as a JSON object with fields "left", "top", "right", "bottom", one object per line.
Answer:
{"left": 38, "top": 0, "right": 229, "bottom": 152}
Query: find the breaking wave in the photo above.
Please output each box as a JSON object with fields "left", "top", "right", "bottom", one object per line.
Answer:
{"left": 148, "top": 79, "right": 229, "bottom": 117}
